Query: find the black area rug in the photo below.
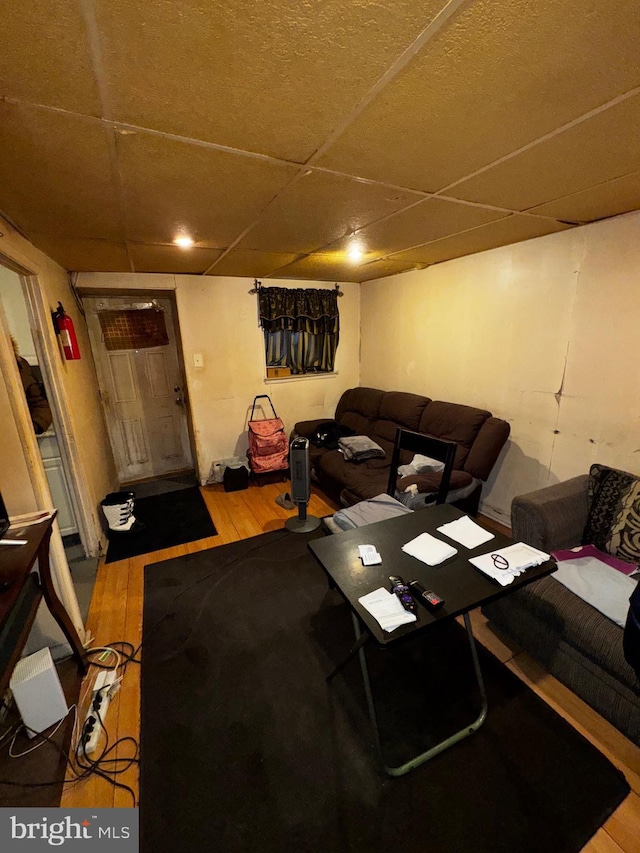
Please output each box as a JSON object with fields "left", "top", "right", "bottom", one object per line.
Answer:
{"left": 105, "top": 486, "right": 216, "bottom": 563}
{"left": 140, "top": 530, "right": 630, "bottom": 853}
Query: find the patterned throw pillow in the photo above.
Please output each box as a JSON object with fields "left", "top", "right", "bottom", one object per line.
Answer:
{"left": 583, "top": 464, "right": 640, "bottom": 564}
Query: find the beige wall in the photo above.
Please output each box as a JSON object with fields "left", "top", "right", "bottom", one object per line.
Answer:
{"left": 360, "top": 210, "right": 640, "bottom": 523}
{"left": 15, "top": 206, "right": 640, "bottom": 531}
{"left": 77, "top": 273, "right": 361, "bottom": 481}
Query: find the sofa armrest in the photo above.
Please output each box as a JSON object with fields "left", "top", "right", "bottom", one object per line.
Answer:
{"left": 464, "top": 417, "right": 510, "bottom": 480}
{"left": 292, "top": 418, "right": 338, "bottom": 440}
{"left": 511, "top": 474, "right": 590, "bottom": 552}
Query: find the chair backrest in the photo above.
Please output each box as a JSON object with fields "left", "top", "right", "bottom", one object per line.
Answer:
{"left": 386, "top": 428, "right": 457, "bottom": 505}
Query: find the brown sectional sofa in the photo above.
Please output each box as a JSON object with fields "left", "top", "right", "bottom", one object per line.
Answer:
{"left": 294, "top": 387, "right": 510, "bottom": 514}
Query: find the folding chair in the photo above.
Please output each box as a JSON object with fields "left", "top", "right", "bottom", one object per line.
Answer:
{"left": 327, "top": 428, "right": 457, "bottom": 532}
{"left": 386, "top": 428, "right": 456, "bottom": 505}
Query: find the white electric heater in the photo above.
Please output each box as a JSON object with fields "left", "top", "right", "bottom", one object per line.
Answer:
{"left": 10, "top": 647, "right": 68, "bottom": 738}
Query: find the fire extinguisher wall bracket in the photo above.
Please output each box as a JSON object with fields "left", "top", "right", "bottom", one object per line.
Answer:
{"left": 52, "top": 301, "right": 81, "bottom": 360}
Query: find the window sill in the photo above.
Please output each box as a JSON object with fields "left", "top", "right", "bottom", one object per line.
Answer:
{"left": 264, "top": 372, "right": 339, "bottom": 384}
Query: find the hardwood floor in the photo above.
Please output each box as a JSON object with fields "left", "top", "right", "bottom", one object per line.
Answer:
{"left": 60, "top": 485, "right": 640, "bottom": 852}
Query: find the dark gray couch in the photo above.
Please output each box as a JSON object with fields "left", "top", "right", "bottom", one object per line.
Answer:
{"left": 294, "top": 386, "right": 510, "bottom": 514}
{"left": 482, "top": 475, "right": 640, "bottom": 745}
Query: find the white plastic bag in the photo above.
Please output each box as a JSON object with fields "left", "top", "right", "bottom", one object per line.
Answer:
{"left": 207, "top": 456, "right": 249, "bottom": 485}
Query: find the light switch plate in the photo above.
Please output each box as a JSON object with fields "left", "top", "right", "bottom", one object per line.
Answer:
{"left": 193, "top": 353, "right": 203, "bottom": 368}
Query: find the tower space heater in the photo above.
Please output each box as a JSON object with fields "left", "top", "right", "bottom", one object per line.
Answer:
{"left": 285, "top": 436, "right": 321, "bottom": 533}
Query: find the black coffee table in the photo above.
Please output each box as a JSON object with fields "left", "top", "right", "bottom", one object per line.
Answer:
{"left": 308, "top": 503, "right": 556, "bottom": 776}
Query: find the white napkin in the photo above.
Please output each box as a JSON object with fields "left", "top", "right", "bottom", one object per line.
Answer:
{"left": 436, "top": 515, "right": 495, "bottom": 549}
{"left": 401, "top": 532, "right": 457, "bottom": 566}
{"left": 358, "top": 587, "right": 417, "bottom": 632}
{"left": 469, "top": 542, "right": 549, "bottom": 586}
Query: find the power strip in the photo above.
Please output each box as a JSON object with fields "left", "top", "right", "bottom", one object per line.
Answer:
{"left": 81, "top": 670, "right": 118, "bottom": 756}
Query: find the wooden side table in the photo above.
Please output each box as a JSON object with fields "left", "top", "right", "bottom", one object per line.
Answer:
{"left": 0, "top": 511, "right": 88, "bottom": 696}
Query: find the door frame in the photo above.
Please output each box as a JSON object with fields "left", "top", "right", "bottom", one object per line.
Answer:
{"left": 0, "top": 253, "right": 88, "bottom": 639}
{"left": 78, "top": 288, "right": 197, "bottom": 484}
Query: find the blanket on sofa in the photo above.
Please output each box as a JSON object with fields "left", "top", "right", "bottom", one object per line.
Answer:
{"left": 338, "top": 435, "right": 385, "bottom": 461}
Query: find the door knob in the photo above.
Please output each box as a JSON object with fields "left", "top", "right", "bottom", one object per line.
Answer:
{"left": 175, "top": 396, "right": 183, "bottom": 406}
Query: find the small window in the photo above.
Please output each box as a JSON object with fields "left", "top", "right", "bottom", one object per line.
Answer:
{"left": 258, "top": 286, "right": 340, "bottom": 376}
{"left": 98, "top": 307, "right": 168, "bottom": 351}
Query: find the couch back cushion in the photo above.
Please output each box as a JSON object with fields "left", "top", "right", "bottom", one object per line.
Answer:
{"left": 418, "top": 401, "right": 490, "bottom": 469}
{"left": 335, "top": 387, "right": 385, "bottom": 437}
{"left": 370, "top": 391, "right": 431, "bottom": 455}
{"left": 584, "top": 464, "right": 640, "bottom": 564}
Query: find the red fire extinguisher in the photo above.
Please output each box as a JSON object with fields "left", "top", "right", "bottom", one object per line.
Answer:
{"left": 53, "top": 302, "right": 81, "bottom": 360}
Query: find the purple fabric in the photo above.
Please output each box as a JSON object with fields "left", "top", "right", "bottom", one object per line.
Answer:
{"left": 552, "top": 544, "right": 638, "bottom": 576}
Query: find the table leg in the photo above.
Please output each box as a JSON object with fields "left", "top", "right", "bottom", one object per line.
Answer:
{"left": 326, "top": 618, "right": 370, "bottom": 683}
{"left": 353, "top": 610, "right": 488, "bottom": 777}
{"left": 37, "top": 525, "right": 88, "bottom": 674}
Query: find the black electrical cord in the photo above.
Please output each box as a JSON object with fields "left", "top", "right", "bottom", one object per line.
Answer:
{"left": 76, "top": 706, "right": 138, "bottom": 806}
{"left": 0, "top": 701, "right": 139, "bottom": 806}
{"left": 84, "top": 641, "right": 141, "bottom": 670}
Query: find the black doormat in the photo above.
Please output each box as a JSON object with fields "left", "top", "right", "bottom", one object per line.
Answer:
{"left": 141, "top": 530, "right": 630, "bottom": 853}
{"left": 105, "top": 486, "right": 216, "bottom": 563}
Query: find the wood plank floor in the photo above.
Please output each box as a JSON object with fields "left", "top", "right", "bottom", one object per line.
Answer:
{"left": 60, "top": 485, "right": 640, "bottom": 852}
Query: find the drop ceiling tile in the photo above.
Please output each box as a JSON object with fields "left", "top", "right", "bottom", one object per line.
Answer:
{"left": 238, "top": 172, "right": 420, "bottom": 254}
{"left": 316, "top": 0, "right": 640, "bottom": 191}
{"left": 275, "top": 252, "right": 386, "bottom": 283}
{"left": 447, "top": 95, "right": 640, "bottom": 211}
{"left": 206, "top": 250, "right": 300, "bottom": 278}
{"left": 0, "top": 0, "right": 102, "bottom": 115}
{"left": 129, "top": 244, "right": 223, "bottom": 274}
{"left": 529, "top": 171, "right": 640, "bottom": 223}
{"left": 27, "top": 235, "right": 130, "bottom": 272}
{"left": 391, "top": 216, "right": 572, "bottom": 266}
{"left": 0, "top": 102, "right": 123, "bottom": 240}
{"left": 117, "top": 132, "right": 299, "bottom": 246}
{"left": 334, "top": 197, "right": 508, "bottom": 257}
{"left": 95, "top": 0, "right": 446, "bottom": 162}
{"left": 352, "top": 259, "right": 417, "bottom": 283}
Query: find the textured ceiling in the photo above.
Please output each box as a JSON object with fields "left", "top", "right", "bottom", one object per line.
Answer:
{"left": 1, "top": 0, "right": 639, "bottom": 282}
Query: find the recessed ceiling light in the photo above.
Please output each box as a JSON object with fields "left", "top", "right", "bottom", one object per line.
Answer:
{"left": 173, "top": 234, "right": 194, "bottom": 249}
{"left": 347, "top": 242, "right": 364, "bottom": 263}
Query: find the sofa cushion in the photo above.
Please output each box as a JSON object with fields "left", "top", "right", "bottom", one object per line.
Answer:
{"left": 485, "top": 575, "right": 639, "bottom": 694}
{"left": 370, "top": 393, "right": 431, "bottom": 455}
{"left": 380, "top": 391, "right": 430, "bottom": 424}
{"left": 584, "top": 464, "right": 640, "bottom": 564}
{"left": 335, "top": 387, "right": 384, "bottom": 437}
{"left": 418, "top": 401, "right": 490, "bottom": 469}
{"left": 464, "top": 416, "right": 511, "bottom": 480}
{"left": 319, "top": 448, "right": 386, "bottom": 478}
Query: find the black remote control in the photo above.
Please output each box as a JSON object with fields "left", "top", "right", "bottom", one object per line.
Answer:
{"left": 409, "top": 580, "right": 445, "bottom": 610}
{"left": 389, "top": 575, "right": 417, "bottom": 612}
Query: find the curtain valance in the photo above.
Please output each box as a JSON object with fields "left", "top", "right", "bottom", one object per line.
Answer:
{"left": 258, "top": 287, "right": 339, "bottom": 335}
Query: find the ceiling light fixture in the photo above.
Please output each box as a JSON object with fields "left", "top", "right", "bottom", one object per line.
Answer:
{"left": 173, "top": 234, "right": 194, "bottom": 249}
{"left": 347, "top": 242, "right": 364, "bottom": 263}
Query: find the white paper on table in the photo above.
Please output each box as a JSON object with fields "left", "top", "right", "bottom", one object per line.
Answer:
{"left": 436, "top": 515, "right": 495, "bottom": 549}
{"left": 469, "top": 542, "right": 549, "bottom": 586}
{"left": 358, "top": 587, "right": 417, "bottom": 632}
{"left": 401, "top": 532, "right": 457, "bottom": 566}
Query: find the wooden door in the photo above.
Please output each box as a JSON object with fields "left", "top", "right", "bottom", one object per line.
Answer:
{"left": 83, "top": 296, "right": 193, "bottom": 483}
